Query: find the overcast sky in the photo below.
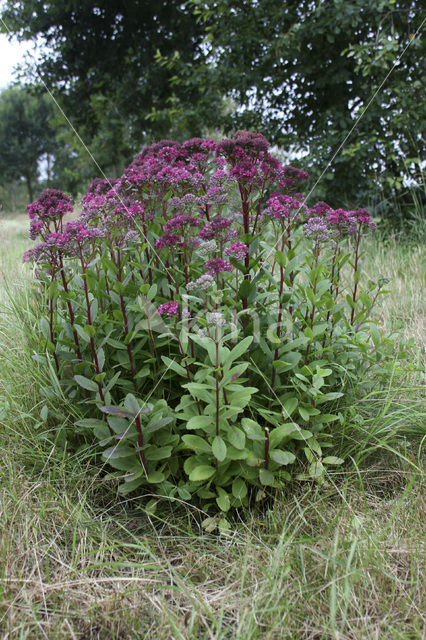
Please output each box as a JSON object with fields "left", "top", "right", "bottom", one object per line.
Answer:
{"left": 0, "top": 33, "right": 33, "bottom": 88}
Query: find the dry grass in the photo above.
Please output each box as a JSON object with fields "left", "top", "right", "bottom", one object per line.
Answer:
{"left": 0, "top": 215, "right": 424, "bottom": 639}
{"left": 0, "top": 458, "right": 424, "bottom": 640}
{"left": 362, "top": 236, "right": 425, "bottom": 356}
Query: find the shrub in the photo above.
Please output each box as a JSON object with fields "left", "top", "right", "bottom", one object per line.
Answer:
{"left": 22, "top": 132, "right": 399, "bottom": 520}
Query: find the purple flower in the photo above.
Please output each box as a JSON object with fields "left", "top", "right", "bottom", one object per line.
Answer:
{"left": 205, "top": 258, "right": 233, "bottom": 275}
{"left": 263, "top": 194, "right": 304, "bottom": 221}
{"left": 303, "top": 217, "right": 330, "bottom": 243}
{"left": 206, "top": 186, "right": 228, "bottom": 205}
{"left": 278, "top": 166, "right": 309, "bottom": 193}
{"left": 64, "top": 221, "right": 104, "bottom": 244}
{"left": 164, "top": 214, "right": 202, "bottom": 233}
{"left": 225, "top": 241, "right": 249, "bottom": 262}
{"left": 155, "top": 232, "right": 183, "bottom": 250}
{"left": 27, "top": 189, "right": 73, "bottom": 220}
{"left": 208, "top": 170, "right": 232, "bottom": 188}
{"left": 157, "top": 301, "right": 179, "bottom": 317}
{"left": 186, "top": 273, "right": 215, "bottom": 291}
{"left": 29, "top": 218, "right": 43, "bottom": 240}
{"left": 353, "top": 208, "right": 376, "bottom": 230}
{"left": 308, "top": 201, "right": 333, "bottom": 219}
{"left": 199, "top": 217, "right": 236, "bottom": 242}
{"left": 22, "top": 243, "right": 52, "bottom": 264}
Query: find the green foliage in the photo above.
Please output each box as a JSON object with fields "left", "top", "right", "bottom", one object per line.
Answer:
{"left": 0, "top": 86, "right": 55, "bottom": 201}
{"left": 0, "top": 0, "right": 222, "bottom": 171}
{"left": 2, "top": 1, "right": 424, "bottom": 211}
{"left": 188, "top": 0, "right": 424, "bottom": 208}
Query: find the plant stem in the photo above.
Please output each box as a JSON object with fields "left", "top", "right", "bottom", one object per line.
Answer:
{"left": 264, "top": 427, "right": 269, "bottom": 469}
{"left": 215, "top": 326, "right": 220, "bottom": 438}
{"left": 350, "top": 227, "right": 362, "bottom": 324}
{"left": 117, "top": 249, "right": 137, "bottom": 392}
{"left": 59, "top": 257, "right": 82, "bottom": 361}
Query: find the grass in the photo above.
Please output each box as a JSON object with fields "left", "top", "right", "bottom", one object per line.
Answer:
{"left": 0, "top": 214, "right": 424, "bottom": 639}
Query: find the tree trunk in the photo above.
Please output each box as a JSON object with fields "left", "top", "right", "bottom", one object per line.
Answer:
{"left": 25, "top": 174, "right": 34, "bottom": 203}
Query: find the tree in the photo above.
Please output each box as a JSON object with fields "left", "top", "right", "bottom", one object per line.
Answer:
{"left": 0, "top": 86, "right": 56, "bottom": 201}
{"left": 2, "top": 1, "right": 424, "bottom": 209}
{"left": 183, "top": 0, "right": 425, "bottom": 207}
{"left": 0, "top": 0, "right": 223, "bottom": 173}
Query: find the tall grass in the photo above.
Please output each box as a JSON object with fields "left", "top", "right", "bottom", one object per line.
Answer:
{"left": 0, "top": 215, "right": 424, "bottom": 639}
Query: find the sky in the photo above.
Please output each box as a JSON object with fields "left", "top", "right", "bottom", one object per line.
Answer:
{"left": 0, "top": 33, "right": 32, "bottom": 88}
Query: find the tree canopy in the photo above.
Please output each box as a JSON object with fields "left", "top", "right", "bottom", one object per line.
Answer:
{"left": 1, "top": 0, "right": 424, "bottom": 208}
{"left": 0, "top": 86, "right": 55, "bottom": 201}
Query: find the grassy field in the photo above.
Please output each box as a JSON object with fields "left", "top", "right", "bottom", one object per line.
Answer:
{"left": 0, "top": 214, "right": 424, "bottom": 639}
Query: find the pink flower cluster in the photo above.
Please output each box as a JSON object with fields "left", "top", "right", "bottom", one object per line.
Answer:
{"left": 205, "top": 258, "right": 233, "bottom": 275}
{"left": 199, "top": 217, "right": 236, "bottom": 242}
{"left": 262, "top": 194, "right": 305, "bottom": 221}
{"left": 164, "top": 213, "right": 202, "bottom": 233}
{"left": 27, "top": 189, "right": 73, "bottom": 240}
{"left": 307, "top": 203, "right": 376, "bottom": 235}
{"left": 225, "top": 241, "right": 249, "bottom": 262}
{"left": 303, "top": 217, "right": 330, "bottom": 243}
{"left": 27, "top": 189, "right": 73, "bottom": 221}
{"left": 157, "top": 301, "right": 179, "bottom": 317}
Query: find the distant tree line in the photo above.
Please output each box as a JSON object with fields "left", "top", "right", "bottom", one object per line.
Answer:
{"left": 0, "top": 0, "right": 424, "bottom": 216}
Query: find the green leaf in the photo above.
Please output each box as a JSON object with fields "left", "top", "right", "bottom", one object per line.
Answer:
{"left": 147, "top": 471, "right": 165, "bottom": 484}
{"left": 309, "top": 461, "right": 325, "bottom": 478}
{"left": 145, "top": 416, "right": 173, "bottom": 434}
{"left": 232, "top": 477, "right": 248, "bottom": 499}
{"left": 369, "top": 323, "right": 380, "bottom": 347}
{"left": 145, "top": 446, "right": 173, "bottom": 461}
{"left": 189, "top": 465, "right": 216, "bottom": 482}
{"left": 227, "top": 336, "right": 253, "bottom": 363}
{"left": 275, "top": 249, "right": 287, "bottom": 268}
{"left": 212, "top": 436, "right": 227, "bottom": 462}
{"left": 241, "top": 418, "right": 265, "bottom": 441}
{"left": 74, "top": 375, "right": 98, "bottom": 392}
{"left": 97, "top": 347, "right": 105, "bottom": 371}
{"left": 75, "top": 418, "right": 106, "bottom": 429}
{"left": 102, "top": 446, "right": 135, "bottom": 459}
{"left": 182, "top": 434, "right": 211, "bottom": 454}
{"left": 322, "top": 456, "right": 344, "bottom": 465}
{"left": 259, "top": 468, "right": 275, "bottom": 486}
{"left": 105, "top": 371, "right": 121, "bottom": 393}
{"left": 282, "top": 397, "right": 298, "bottom": 418}
{"left": 186, "top": 415, "right": 214, "bottom": 430}
{"left": 100, "top": 405, "right": 135, "bottom": 418}
{"left": 269, "top": 423, "right": 299, "bottom": 449}
{"left": 238, "top": 279, "right": 254, "bottom": 300}
{"left": 117, "top": 477, "right": 144, "bottom": 494}
{"left": 227, "top": 427, "right": 246, "bottom": 450}
{"left": 269, "top": 450, "right": 296, "bottom": 466}
{"left": 124, "top": 394, "right": 140, "bottom": 416}
{"left": 84, "top": 324, "right": 95, "bottom": 338}
{"left": 306, "top": 286, "right": 316, "bottom": 305}
{"left": 216, "top": 488, "right": 230, "bottom": 512}
{"left": 74, "top": 324, "right": 90, "bottom": 343}
{"left": 273, "top": 351, "right": 301, "bottom": 372}
{"left": 291, "top": 429, "right": 313, "bottom": 441}
{"left": 161, "top": 356, "right": 187, "bottom": 377}
{"left": 267, "top": 329, "right": 281, "bottom": 346}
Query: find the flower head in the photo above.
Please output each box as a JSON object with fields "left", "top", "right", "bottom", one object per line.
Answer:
{"left": 157, "top": 301, "right": 179, "bottom": 317}
{"left": 186, "top": 273, "right": 215, "bottom": 291}
{"left": 207, "top": 312, "right": 226, "bottom": 327}
{"left": 303, "top": 217, "right": 330, "bottom": 243}
{"left": 225, "top": 241, "right": 249, "bottom": 262}
{"left": 205, "top": 258, "right": 233, "bottom": 275}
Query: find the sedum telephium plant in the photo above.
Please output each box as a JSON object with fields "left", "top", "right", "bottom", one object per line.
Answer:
{"left": 24, "top": 133, "right": 397, "bottom": 525}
